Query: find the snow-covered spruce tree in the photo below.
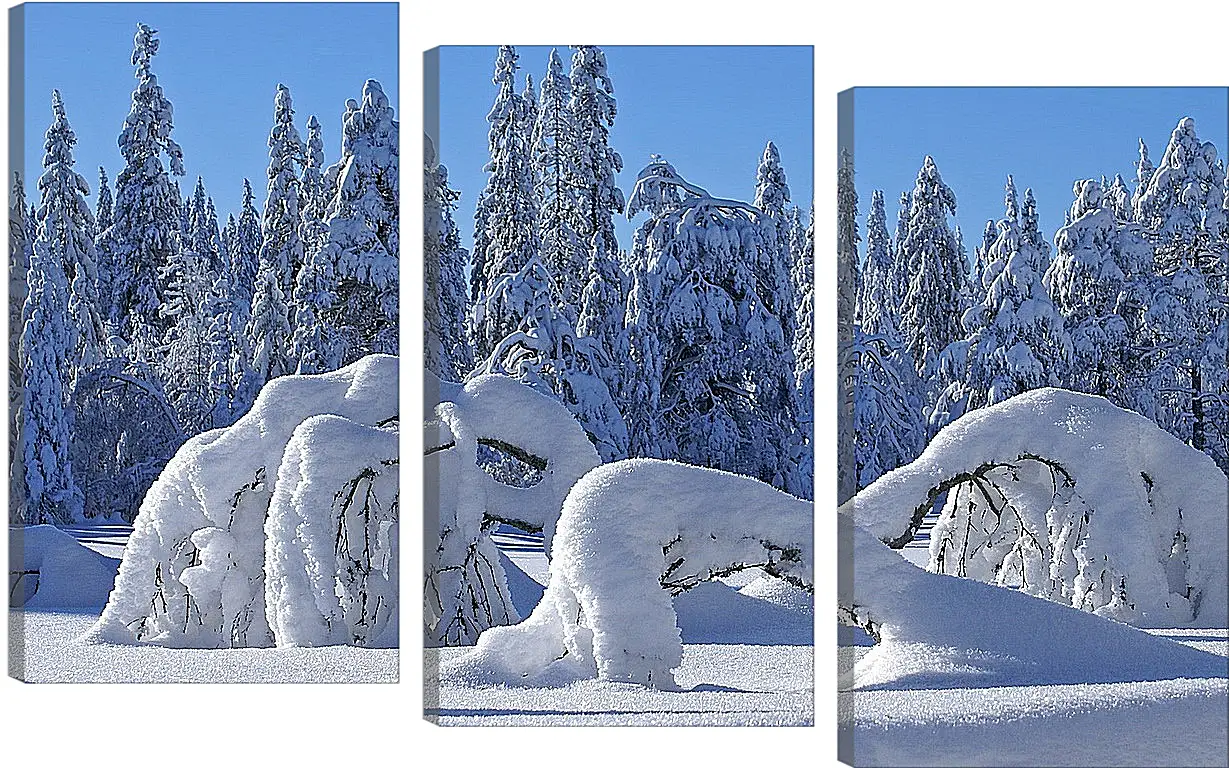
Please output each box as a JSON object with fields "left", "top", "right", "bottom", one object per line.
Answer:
{"left": 23, "top": 95, "right": 102, "bottom": 523}
{"left": 1021, "top": 188, "right": 1051, "bottom": 274}
{"left": 569, "top": 45, "right": 624, "bottom": 257}
{"left": 260, "top": 84, "right": 306, "bottom": 315}
{"left": 158, "top": 177, "right": 232, "bottom": 433}
{"left": 836, "top": 150, "right": 861, "bottom": 502}
{"left": 470, "top": 47, "right": 539, "bottom": 361}
{"left": 299, "top": 114, "right": 329, "bottom": 259}
{"left": 931, "top": 177, "right": 1070, "bottom": 433}
{"left": 622, "top": 157, "right": 802, "bottom": 494}
{"left": 424, "top": 134, "right": 472, "bottom": 382}
{"left": 970, "top": 219, "right": 997, "bottom": 296}
{"left": 1131, "top": 137, "right": 1155, "bottom": 221}
{"left": 576, "top": 232, "right": 629, "bottom": 406}
{"left": 1044, "top": 179, "right": 1137, "bottom": 401}
{"left": 531, "top": 48, "right": 586, "bottom": 322}
{"left": 857, "top": 190, "right": 898, "bottom": 334}
{"left": 792, "top": 207, "right": 815, "bottom": 498}
{"left": 476, "top": 255, "right": 629, "bottom": 462}
{"left": 316, "top": 79, "right": 399, "bottom": 367}
{"left": 755, "top": 141, "right": 799, "bottom": 352}
{"left": 246, "top": 259, "right": 293, "bottom": 383}
{"left": 229, "top": 179, "right": 264, "bottom": 411}
{"left": 10, "top": 172, "right": 31, "bottom": 523}
{"left": 1107, "top": 173, "right": 1133, "bottom": 222}
{"left": 99, "top": 23, "right": 185, "bottom": 359}
{"left": 1131, "top": 117, "right": 1227, "bottom": 465}
{"left": 36, "top": 91, "right": 107, "bottom": 392}
{"left": 95, "top": 167, "right": 113, "bottom": 239}
{"left": 889, "top": 189, "right": 912, "bottom": 312}
{"left": 851, "top": 190, "right": 925, "bottom": 490}
{"left": 898, "top": 156, "right": 966, "bottom": 380}
{"left": 291, "top": 113, "right": 332, "bottom": 375}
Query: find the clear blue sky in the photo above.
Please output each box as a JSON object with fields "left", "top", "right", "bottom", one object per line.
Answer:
{"left": 19, "top": 2, "right": 398, "bottom": 222}
{"left": 434, "top": 45, "right": 814, "bottom": 255}
{"left": 852, "top": 87, "right": 1228, "bottom": 258}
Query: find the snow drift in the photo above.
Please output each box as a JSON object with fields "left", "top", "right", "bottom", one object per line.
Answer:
{"left": 10, "top": 525, "right": 119, "bottom": 610}
{"left": 845, "top": 387, "right": 1228, "bottom": 627}
{"left": 447, "top": 459, "right": 813, "bottom": 689}
{"left": 91, "top": 355, "right": 398, "bottom": 648}
{"left": 840, "top": 514, "right": 1227, "bottom": 690}
{"left": 425, "top": 372, "right": 600, "bottom": 646}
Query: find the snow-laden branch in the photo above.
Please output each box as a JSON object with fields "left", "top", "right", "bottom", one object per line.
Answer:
{"left": 843, "top": 387, "right": 1228, "bottom": 627}
{"left": 448, "top": 459, "right": 812, "bottom": 689}
{"left": 425, "top": 372, "right": 600, "bottom": 646}
{"left": 626, "top": 156, "right": 762, "bottom": 219}
{"left": 90, "top": 356, "right": 399, "bottom": 648}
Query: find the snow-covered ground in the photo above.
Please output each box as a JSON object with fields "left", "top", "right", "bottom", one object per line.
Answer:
{"left": 840, "top": 502, "right": 1229, "bottom": 766}
{"left": 840, "top": 628, "right": 1228, "bottom": 767}
{"left": 9, "top": 521, "right": 397, "bottom": 683}
{"left": 429, "top": 526, "right": 814, "bottom": 725}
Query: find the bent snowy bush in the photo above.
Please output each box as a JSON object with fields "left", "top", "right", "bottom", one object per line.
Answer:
{"left": 448, "top": 459, "right": 813, "bottom": 689}
{"left": 425, "top": 372, "right": 599, "bottom": 647}
{"left": 839, "top": 513, "right": 1227, "bottom": 690}
{"left": 91, "top": 355, "right": 398, "bottom": 648}
{"left": 845, "top": 387, "right": 1228, "bottom": 627}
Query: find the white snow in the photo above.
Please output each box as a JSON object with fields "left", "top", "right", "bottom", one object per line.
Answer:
{"left": 845, "top": 387, "right": 1228, "bottom": 627}
{"left": 9, "top": 525, "right": 118, "bottom": 610}
{"left": 449, "top": 459, "right": 811, "bottom": 688}
{"left": 92, "top": 354, "right": 398, "bottom": 648}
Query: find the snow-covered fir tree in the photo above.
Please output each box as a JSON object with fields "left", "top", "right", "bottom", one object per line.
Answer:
{"left": 36, "top": 91, "right": 106, "bottom": 388}
{"left": 229, "top": 178, "right": 263, "bottom": 410}
{"left": 890, "top": 189, "right": 912, "bottom": 311}
{"left": 23, "top": 94, "right": 105, "bottom": 523}
{"left": 569, "top": 45, "right": 624, "bottom": 256}
{"left": 576, "top": 232, "right": 629, "bottom": 405}
{"left": 315, "top": 79, "right": 399, "bottom": 366}
{"left": 836, "top": 150, "right": 861, "bottom": 502}
{"left": 1044, "top": 179, "right": 1139, "bottom": 401}
{"left": 10, "top": 172, "right": 31, "bottom": 523}
{"left": 260, "top": 83, "right": 306, "bottom": 313}
{"left": 470, "top": 46, "right": 539, "bottom": 360}
{"left": 792, "top": 206, "right": 815, "bottom": 497}
{"left": 98, "top": 23, "right": 185, "bottom": 360}
{"left": 299, "top": 114, "right": 329, "bottom": 259}
{"left": 1130, "top": 118, "right": 1227, "bottom": 467}
{"left": 246, "top": 259, "right": 293, "bottom": 382}
{"left": 477, "top": 255, "right": 628, "bottom": 462}
{"left": 623, "top": 157, "right": 804, "bottom": 494}
{"left": 1131, "top": 137, "right": 1155, "bottom": 221}
{"left": 849, "top": 328, "right": 925, "bottom": 492}
{"left": 95, "top": 166, "right": 113, "bottom": 238}
{"left": 898, "top": 156, "right": 965, "bottom": 379}
{"left": 931, "top": 177, "right": 1070, "bottom": 432}
{"left": 754, "top": 141, "right": 798, "bottom": 350}
{"left": 425, "top": 134, "right": 472, "bottom": 382}
{"left": 857, "top": 190, "right": 898, "bottom": 334}
{"left": 1106, "top": 173, "right": 1133, "bottom": 222}
{"left": 158, "top": 176, "right": 230, "bottom": 432}
{"left": 531, "top": 48, "right": 586, "bottom": 322}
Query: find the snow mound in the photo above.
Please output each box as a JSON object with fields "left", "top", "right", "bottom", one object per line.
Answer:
{"left": 845, "top": 387, "right": 1228, "bottom": 626}
{"left": 425, "top": 372, "right": 599, "bottom": 647}
{"left": 10, "top": 525, "right": 119, "bottom": 610}
{"left": 841, "top": 515, "right": 1228, "bottom": 690}
{"left": 91, "top": 355, "right": 398, "bottom": 648}
{"left": 448, "top": 459, "right": 812, "bottom": 689}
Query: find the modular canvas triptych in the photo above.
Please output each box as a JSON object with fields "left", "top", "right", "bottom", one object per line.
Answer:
{"left": 7, "top": 4, "right": 1229, "bottom": 765}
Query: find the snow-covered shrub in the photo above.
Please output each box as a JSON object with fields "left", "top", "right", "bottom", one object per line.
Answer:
{"left": 838, "top": 512, "right": 1227, "bottom": 690}
{"left": 844, "top": 387, "right": 1228, "bottom": 627}
{"left": 425, "top": 372, "right": 599, "bottom": 647}
{"left": 448, "top": 459, "right": 812, "bottom": 689}
{"left": 91, "top": 355, "right": 397, "bottom": 648}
